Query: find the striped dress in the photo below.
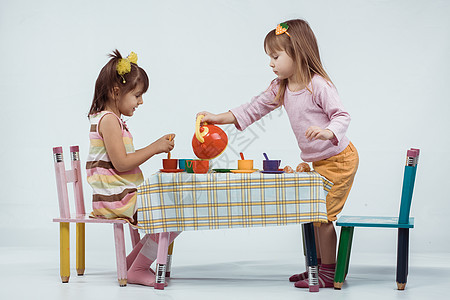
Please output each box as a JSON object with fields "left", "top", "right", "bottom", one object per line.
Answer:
{"left": 86, "top": 111, "right": 144, "bottom": 224}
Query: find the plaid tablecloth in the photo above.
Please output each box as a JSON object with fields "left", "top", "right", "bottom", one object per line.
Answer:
{"left": 134, "top": 171, "right": 332, "bottom": 234}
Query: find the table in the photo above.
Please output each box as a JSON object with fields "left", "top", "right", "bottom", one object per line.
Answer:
{"left": 135, "top": 171, "right": 332, "bottom": 291}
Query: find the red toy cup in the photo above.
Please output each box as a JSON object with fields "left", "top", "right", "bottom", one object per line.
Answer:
{"left": 193, "top": 160, "right": 209, "bottom": 174}
{"left": 163, "top": 159, "right": 178, "bottom": 170}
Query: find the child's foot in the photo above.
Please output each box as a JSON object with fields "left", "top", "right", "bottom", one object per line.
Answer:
{"left": 294, "top": 264, "right": 335, "bottom": 288}
{"left": 127, "top": 267, "right": 157, "bottom": 287}
{"left": 127, "top": 269, "right": 166, "bottom": 287}
{"left": 127, "top": 253, "right": 163, "bottom": 287}
{"left": 289, "top": 271, "right": 309, "bottom": 282}
{"left": 289, "top": 259, "right": 321, "bottom": 282}
{"left": 294, "top": 277, "right": 334, "bottom": 288}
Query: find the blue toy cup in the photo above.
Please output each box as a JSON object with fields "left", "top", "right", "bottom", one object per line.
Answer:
{"left": 263, "top": 159, "right": 281, "bottom": 171}
{"left": 178, "top": 159, "right": 190, "bottom": 170}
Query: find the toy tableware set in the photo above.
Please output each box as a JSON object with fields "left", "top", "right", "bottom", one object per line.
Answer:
{"left": 160, "top": 116, "right": 310, "bottom": 174}
{"left": 162, "top": 115, "right": 228, "bottom": 173}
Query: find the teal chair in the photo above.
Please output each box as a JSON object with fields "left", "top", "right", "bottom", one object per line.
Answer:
{"left": 334, "top": 148, "right": 419, "bottom": 290}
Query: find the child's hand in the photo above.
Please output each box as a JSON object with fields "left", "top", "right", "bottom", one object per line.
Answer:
{"left": 196, "top": 111, "right": 218, "bottom": 125}
{"left": 305, "top": 126, "right": 335, "bottom": 141}
{"left": 196, "top": 111, "right": 237, "bottom": 125}
{"left": 153, "top": 134, "right": 175, "bottom": 154}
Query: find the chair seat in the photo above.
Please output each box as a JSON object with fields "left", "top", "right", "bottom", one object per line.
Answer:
{"left": 336, "top": 216, "right": 414, "bottom": 228}
{"left": 53, "top": 214, "right": 129, "bottom": 224}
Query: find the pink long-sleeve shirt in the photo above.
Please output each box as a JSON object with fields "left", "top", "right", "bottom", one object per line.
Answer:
{"left": 230, "top": 75, "right": 351, "bottom": 162}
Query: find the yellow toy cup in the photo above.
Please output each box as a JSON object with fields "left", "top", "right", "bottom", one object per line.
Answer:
{"left": 238, "top": 159, "right": 253, "bottom": 170}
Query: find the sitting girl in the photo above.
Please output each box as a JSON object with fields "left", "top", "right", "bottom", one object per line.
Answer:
{"left": 86, "top": 49, "right": 179, "bottom": 286}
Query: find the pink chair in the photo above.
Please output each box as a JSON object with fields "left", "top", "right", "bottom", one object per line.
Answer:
{"left": 52, "top": 145, "right": 141, "bottom": 286}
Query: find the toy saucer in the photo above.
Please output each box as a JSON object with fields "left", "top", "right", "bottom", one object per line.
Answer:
{"left": 160, "top": 169, "right": 184, "bottom": 173}
{"left": 230, "top": 169, "right": 258, "bottom": 174}
{"left": 260, "top": 170, "right": 285, "bottom": 174}
{"left": 213, "top": 169, "right": 235, "bottom": 173}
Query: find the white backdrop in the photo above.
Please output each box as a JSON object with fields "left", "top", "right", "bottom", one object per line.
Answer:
{"left": 1, "top": 0, "right": 449, "bottom": 262}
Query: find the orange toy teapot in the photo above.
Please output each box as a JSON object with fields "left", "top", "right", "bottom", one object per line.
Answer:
{"left": 192, "top": 115, "right": 228, "bottom": 159}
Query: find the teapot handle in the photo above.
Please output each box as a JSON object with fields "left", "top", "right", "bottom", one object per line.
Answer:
{"left": 195, "top": 115, "right": 209, "bottom": 143}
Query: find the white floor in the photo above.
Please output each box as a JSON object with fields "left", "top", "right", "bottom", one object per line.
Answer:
{"left": 1, "top": 247, "right": 449, "bottom": 300}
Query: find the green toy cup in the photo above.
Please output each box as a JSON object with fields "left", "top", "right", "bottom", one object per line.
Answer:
{"left": 185, "top": 160, "right": 195, "bottom": 173}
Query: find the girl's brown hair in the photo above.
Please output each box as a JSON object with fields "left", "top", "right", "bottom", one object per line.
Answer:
{"left": 264, "top": 19, "right": 332, "bottom": 106}
{"left": 88, "top": 49, "right": 149, "bottom": 116}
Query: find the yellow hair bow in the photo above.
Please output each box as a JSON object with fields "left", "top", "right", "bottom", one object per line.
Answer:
{"left": 116, "top": 52, "right": 138, "bottom": 83}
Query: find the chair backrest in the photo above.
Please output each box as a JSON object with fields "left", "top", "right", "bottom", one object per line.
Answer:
{"left": 53, "top": 146, "right": 86, "bottom": 218}
{"left": 398, "top": 148, "right": 420, "bottom": 224}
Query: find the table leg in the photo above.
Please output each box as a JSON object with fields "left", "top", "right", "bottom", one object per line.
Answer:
{"left": 302, "top": 223, "right": 319, "bottom": 292}
{"left": 166, "top": 241, "right": 175, "bottom": 278}
{"left": 301, "top": 225, "right": 308, "bottom": 272}
{"left": 155, "top": 232, "right": 170, "bottom": 290}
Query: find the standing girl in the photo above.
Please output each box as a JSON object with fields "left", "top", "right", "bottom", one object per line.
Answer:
{"left": 87, "top": 49, "right": 179, "bottom": 286}
{"left": 197, "top": 19, "right": 358, "bottom": 289}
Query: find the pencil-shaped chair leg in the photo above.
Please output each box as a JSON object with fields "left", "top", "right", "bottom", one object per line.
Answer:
{"left": 129, "top": 225, "right": 141, "bottom": 248}
{"left": 343, "top": 227, "right": 354, "bottom": 279}
{"left": 396, "top": 228, "right": 409, "bottom": 290}
{"left": 303, "top": 223, "right": 319, "bottom": 292}
{"left": 76, "top": 223, "right": 85, "bottom": 276}
{"left": 155, "top": 232, "right": 170, "bottom": 290}
{"left": 166, "top": 241, "right": 175, "bottom": 278}
{"left": 60, "top": 222, "right": 70, "bottom": 283}
{"left": 113, "top": 223, "right": 127, "bottom": 287}
{"left": 334, "top": 226, "right": 354, "bottom": 289}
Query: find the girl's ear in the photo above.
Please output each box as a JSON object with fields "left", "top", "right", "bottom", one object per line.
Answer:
{"left": 112, "top": 86, "right": 120, "bottom": 96}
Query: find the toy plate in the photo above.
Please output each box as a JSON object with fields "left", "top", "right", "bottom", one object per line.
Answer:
{"left": 213, "top": 169, "right": 235, "bottom": 173}
{"left": 160, "top": 169, "right": 184, "bottom": 173}
{"left": 230, "top": 169, "right": 258, "bottom": 173}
